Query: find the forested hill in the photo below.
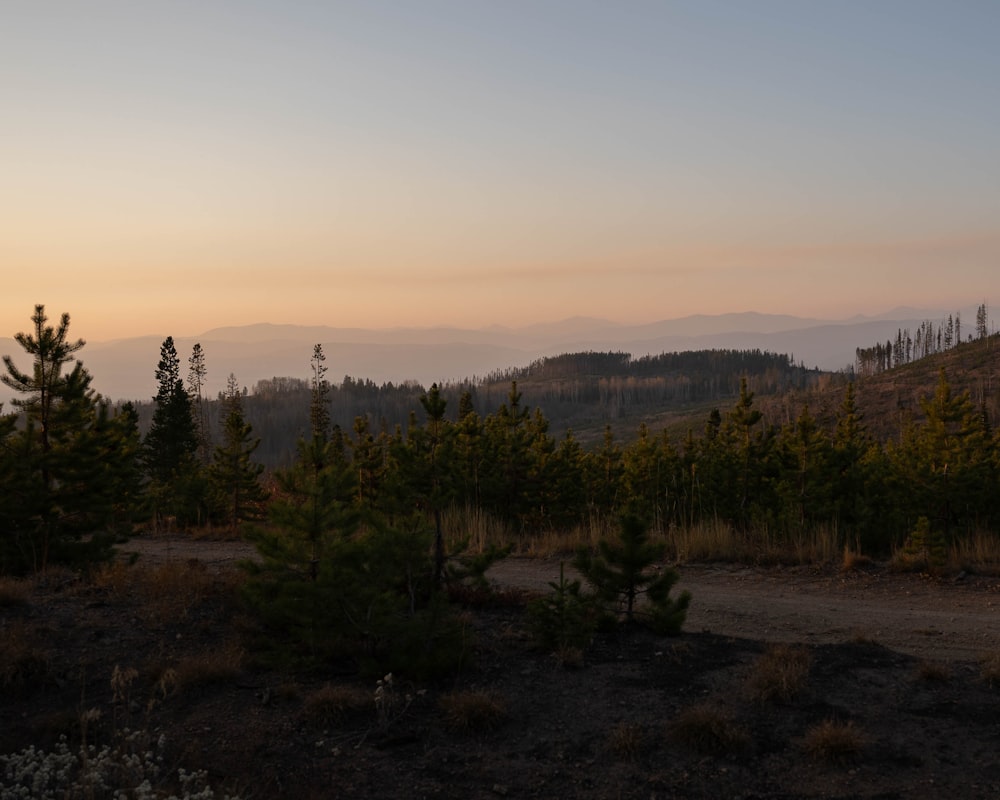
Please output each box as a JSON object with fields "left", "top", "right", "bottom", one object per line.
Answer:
{"left": 126, "top": 334, "right": 1000, "bottom": 470}
{"left": 133, "top": 347, "right": 822, "bottom": 468}
{"left": 472, "top": 349, "right": 825, "bottom": 442}
{"left": 757, "top": 331, "right": 1000, "bottom": 443}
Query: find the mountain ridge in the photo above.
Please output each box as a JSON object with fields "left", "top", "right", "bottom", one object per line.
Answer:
{"left": 0, "top": 307, "right": 985, "bottom": 405}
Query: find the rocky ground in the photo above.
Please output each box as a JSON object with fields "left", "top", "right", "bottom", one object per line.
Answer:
{"left": 3, "top": 538, "right": 1000, "bottom": 799}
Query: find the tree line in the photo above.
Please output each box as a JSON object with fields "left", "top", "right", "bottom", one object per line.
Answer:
{"left": 3, "top": 305, "right": 999, "bottom": 578}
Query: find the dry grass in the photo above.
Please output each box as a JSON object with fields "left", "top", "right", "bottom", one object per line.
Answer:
{"left": 802, "top": 719, "right": 865, "bottom": 763}
{"left": 167, "top": 642, "right": 245, "bottom": 692}
{"left": 552, "top": 645, "right": 585, "bottom": 670}
{"left": 439, "top": 689, "right": 507, "bottom": 733}
{"left": 670, "top": 520, "right": 844, "bottom": 566}
{"left": 607, "top": 721, "right": 645, "bottom": 760}
{"left": 0, "top": 620, "right": 51, "bottom": 691}
{"left": 91, "top": 560, "right": 225, "bottom": 624}
{"left": 670, "top": 519, "right": 748, "bottom": 563}
{"left": 667, "top": 703, "right": 749, "bottom": 755}
{"left": 91, "top": 560, "right": 132, "bottom": 595}
{"left": 442, "top": 506, "right": 511, "bottom": 554}
{"left": 746, "top": 644, "right": 811, "bottom": 704}
{"left": 914, "top": 660, "right": 950, "bottom": 683}
{"left": 521, "top": 516, "right": 620, "bottom": 557}
{"left": 0, "top": 576, "right": 29, "bottom": 607}
{"left": 950, "top": 530, "right": 1000, "bottom": 574}
{"left": 978, "top": 652, "right": 1000, "bottom": 687}
{"left": 841, "top": 544, "right": 873, "bottom": 572}
{"left": 302, "top": 683, "right": 373, "bottom": 727}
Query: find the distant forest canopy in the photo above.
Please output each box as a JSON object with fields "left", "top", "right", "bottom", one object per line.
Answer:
{"left": 855, "top": 302, "right": 991, "bottom": 377}
{"left": 131, "top": 348, "right": 823, "bottom": 468}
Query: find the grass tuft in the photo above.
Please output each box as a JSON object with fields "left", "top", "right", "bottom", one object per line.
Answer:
{"left": 169, "top": 642, "right": 245, "bottom": 692}
{"left": 0, "top": 621, "right": 51, "bottom": 691}
{"left": 0, "top": 576, "right": 29, "bottom": 607}
{"left": 607, "top": 721, "right": 644, "bottom": 760}
{"left": 667, "top": 703, "right": 749, "bottom": 755}
{"left": 746, "top": 643, "right": 811, "bottom": 704}
{"left": 302, "top": 684, "right": 373, "bottom": 727}
{"left": 802, "top": 719, "right": 864, "bottom": 763}
{"left": 439, "top": 689, "right": 506, "bottom": 733}
{"left": 914, "top": 660, "right": 950, "bottom": 683}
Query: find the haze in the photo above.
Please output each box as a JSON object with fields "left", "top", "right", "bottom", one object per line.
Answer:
{"left": 3, "top": 2, "right": 998, "bottom": 340}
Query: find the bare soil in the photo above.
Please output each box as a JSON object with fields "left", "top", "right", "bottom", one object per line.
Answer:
{"left": 4, "top": 535, "right": 1000, "bottom": 799}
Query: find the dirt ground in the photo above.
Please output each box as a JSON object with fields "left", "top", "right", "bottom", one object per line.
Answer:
{"left": 120, "top": 536, "right": 1000, "bottom": 661}
{"left": 4, "top": 536, "right": 1000, "bottom": 799}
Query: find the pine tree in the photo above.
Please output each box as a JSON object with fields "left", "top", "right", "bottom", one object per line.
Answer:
{"left": 776, "top": 404, "right": 833, "bottom": 531}
{"left": 143, "top": 336, "right": 201, "bottom": 527}
{"left": 0, "top": 306, "right": 131, "bottom": 571}
{"left": 187, "top": 342, "right": 211, "bottom": 463}
{"left": 2, "top": 305, "right": 85, "bottom": 472}
{"left": 208, "top": 374, "right": 269, "bottom": 533}
{"left": 725, "top": 377, "right": 770, "bottom": 530}
{"left": 976, "top": 302, "right": 989, "bottom": 340}
{"left": 412, "top": 384, "right": 454, "bottom": 585}
{"left": 574, "top": 514, "right": 690, "bottom": 634}
{"left": 309, "top": 344, "right": 331, "bottom": 442}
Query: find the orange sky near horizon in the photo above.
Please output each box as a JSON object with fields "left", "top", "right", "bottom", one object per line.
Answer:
{"left": 3, "top": 2, "right": 998, "bottom": 342}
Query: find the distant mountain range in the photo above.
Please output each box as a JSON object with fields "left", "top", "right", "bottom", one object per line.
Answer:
{"left": 0, "top": 307, "right": 985, "bottom": 405}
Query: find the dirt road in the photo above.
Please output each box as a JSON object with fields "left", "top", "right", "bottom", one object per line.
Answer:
{"left": 120, "top": 536, "right": 1000, "bottom": 662}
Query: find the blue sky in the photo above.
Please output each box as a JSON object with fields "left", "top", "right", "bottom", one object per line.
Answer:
{"left": 3, "top": 1, "right": 998, "bottom": 339}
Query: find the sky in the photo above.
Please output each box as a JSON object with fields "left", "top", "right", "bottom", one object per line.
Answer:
{"left": 3, "top": 1, "right": 999, "bottom": 341}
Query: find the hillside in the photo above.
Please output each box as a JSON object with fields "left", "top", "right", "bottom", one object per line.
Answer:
{"left": 752, "top": 333, "right": 1000, "bottom": 444}
{"left": 120, "top": 334, "right": 1000, "bottom": 470}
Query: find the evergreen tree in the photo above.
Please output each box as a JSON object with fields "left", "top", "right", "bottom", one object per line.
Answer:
{"left": 621, "top": 423, "right": 679, "bottom": 531}
{"left": 481, "top": 382, "right": 535, "bottom": 527}
{"left": 546, "top": 430, "right": 588, "bottom": 530}
{"left": 776, "top": 404, "right": 833, "bottom": 531}
{"left": 187, "top": 342, "right": 211, "bottom": 463}
{"left": 242, "top": 433, "right": 359, "bottom": 664}
{"left": 2, "top": 305, "right": 85, "bottom": 471}
{"left": 976, "top": 302, "right": 989, "bottom": 339}
{"left": 831, "top": 382, "right": 878, "bottom": 547}
{"left": 309, "top": 343, "right": 331, "bottom": 442}
{"left": 574, "top": 514, "right": 690, "bottom": 634}
{"left": 208, "top": 374, "right": 269, "bottom": 533}
{"left": 585, "top": 425, "right": 623, "bottom": 520}
{"left": 104, "top": 401, "right": 146, "bottom": 538}
{"left": 0, "top": 306, "right": 131, "bottom": 572}
{"left": 391, "top": 383, "right": 456, "bottom": 586}
{"left": 909, "top": 369, "right": 992, "bottom": 536}
{"left": 143, "top": 336, "right": 202, "bottom": 526}
{"left": 454, "top": 394, "right": 485, "bottom": 509}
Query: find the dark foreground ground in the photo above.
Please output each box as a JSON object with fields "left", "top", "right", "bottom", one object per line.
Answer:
{"left": 3, "top": 551, "right": 1000, "bottom": 799}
